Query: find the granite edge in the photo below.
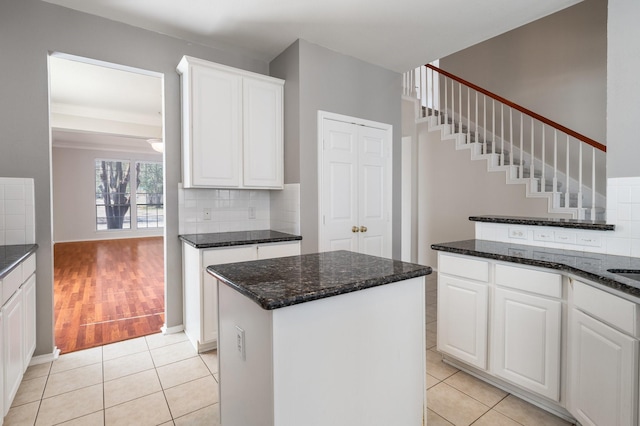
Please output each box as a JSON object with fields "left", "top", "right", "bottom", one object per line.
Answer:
{"left": 208, "top": 266, "right": 432, "bottom": 310}
{"left": 0, "top": 244, "right": 39, "bottom": 279}
{"left": 469, "top": 216, "right": 615, "bottom": 231}
{"left": 179, "top": 233, "right": 302, "bottom": 249}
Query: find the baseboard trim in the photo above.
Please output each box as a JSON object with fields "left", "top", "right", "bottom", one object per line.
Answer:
{"left": 161, "top": 324, "right": 184, "bottom": 335}
{"left": 29, "top": 347, "right": 61, "bottom": 366}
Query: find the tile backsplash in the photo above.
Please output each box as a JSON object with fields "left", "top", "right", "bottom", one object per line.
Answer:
{"left": 475, "top": 176, "right": 640, "bottom": 258}
{"left": 178, "top": 183, "right": 301, "bottom": 236}
{"left": 0, "top": 177, "right": 35, "bottom": 245}
{"left": 270, "top": 184, "right": 301, "bottom": 235}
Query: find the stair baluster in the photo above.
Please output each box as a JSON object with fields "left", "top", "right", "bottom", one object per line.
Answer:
{"left": 405, "top": 64, "right": 606, "bottom": 220}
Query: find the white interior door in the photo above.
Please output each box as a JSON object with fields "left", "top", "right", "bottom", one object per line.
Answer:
{"left": 321, "top": 119, "right": 359, "bottom": 252}
{"left": 319, "top": 112, "right": 392, "bottom": 258}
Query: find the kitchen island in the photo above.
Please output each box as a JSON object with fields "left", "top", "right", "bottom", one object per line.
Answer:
{"left": 207, "top": 250, "right": 432, "bottom": 426}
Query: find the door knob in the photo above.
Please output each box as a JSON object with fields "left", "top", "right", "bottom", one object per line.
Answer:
{"left": 360, "top": 226, "right": 367, "bottom": 233}
{"left": 352, "top": 226, "right": 360, "bottom": 233}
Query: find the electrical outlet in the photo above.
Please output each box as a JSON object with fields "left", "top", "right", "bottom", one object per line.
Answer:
{"left": 203, "top": 208, "right": 211, "bottom": 220}
{"left": 235, "top": 326, "right": 246, "bottom": 360}
{"left": 248, "top": 207, "right": 256, "bottom": 219}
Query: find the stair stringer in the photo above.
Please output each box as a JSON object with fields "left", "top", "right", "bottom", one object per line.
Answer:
{"left": 418, "top": 114, "right": 592, "bottom": 219}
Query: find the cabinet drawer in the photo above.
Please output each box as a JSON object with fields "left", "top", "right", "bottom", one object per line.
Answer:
{"left": 438, "top": 254, "right": 489, "bottom": 282}
{"left": 202, "top": 245, "right": 256, "bottom": 268}
{"left": 573, "top": 280, "right": 640, "bottom": 338}
{"left": 1, "top": 265, "right": 22, "bottom": 306}
{"left": 495, "top": 264, "right": 562, "bottom": 298}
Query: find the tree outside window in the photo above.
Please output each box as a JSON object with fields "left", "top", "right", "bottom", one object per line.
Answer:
{"left": 95, "top": 159, "right": 163, "bottom": 231}
{"left": 136, "top": 162, "right": 164, "bottom": 229}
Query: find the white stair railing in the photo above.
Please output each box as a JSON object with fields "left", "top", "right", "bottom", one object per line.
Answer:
{"left": 403, "top": 64, "right": 607, "bottom": 220}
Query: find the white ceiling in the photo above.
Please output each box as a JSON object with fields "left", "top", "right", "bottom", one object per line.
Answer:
{"left": 42, "top": 0, "right": 581, "bottom": 73}
{"left": 49, "top": 55, "right": 163, "bottom": 153}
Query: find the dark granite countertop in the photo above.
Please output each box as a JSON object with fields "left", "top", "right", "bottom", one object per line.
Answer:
{"left": 431, "top": 239, "right": 640, "bottom": 300}
{"left": 179, "top": 230, "right": 301, "bottom": 249}
{"left": 207, "top": 250, "right": 432, "bottom": 310}
{"left": 0, "top": 244, "right": 38, "bottom": 279}
{"left": 469, "top": 215, "right": 615, "bottom": 231}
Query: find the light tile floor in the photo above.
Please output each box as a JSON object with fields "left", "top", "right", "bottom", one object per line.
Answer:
{"left": 4, "top": 275, "right": 576, "bottom": 426}
{"left": 5, "top": 332, "right": 220, "bottom": 426}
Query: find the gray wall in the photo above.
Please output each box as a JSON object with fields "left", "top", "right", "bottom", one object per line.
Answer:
{"left": 0, "top": 0, "right": 268, "bottom": 356}
{"left": 440, "top": 0, "right": 607, "bottom": 144}
{"left": 52, "top": 147, "right": 163, "bottom": 242}
{"left": 270, "top": 40, "right": 402, "bottom": 257}
{"left": 417, "top": 120, "right": 572, "bottom": 267}
{"left": 607, "top": 0, "right": 640, "bottom": 178}
{"left": 270, "top": 41, "right": 301, "bottom": 185}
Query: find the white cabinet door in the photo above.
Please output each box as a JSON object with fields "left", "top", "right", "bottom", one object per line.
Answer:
{"left": 437, "top": 274, "right": 489, "bottom": 369}
{"left": 0, "top": 310, "right": 4, "bottom": 419}
{"left": 257, "top": 241, "right": 300, "bottom": 260}
{"left": 492, "top": 287, "right": 562, "bottom": 401}
{"left": 201, "top": 246, "right": 256, "bottom": 348}
{"left": 3, "top": 289, "right": 23, "bottom": 414}
{"left": 22, "top": 274, "right": 36, "bottom": 367}
{"left": 189, "top": 64, "right": 242, "bottom": 187}
{"left": 243, "top": 77, "right": 283, "bottom": 188}
{"left": 568, "top": 308, "right": 639, "bottom": 426}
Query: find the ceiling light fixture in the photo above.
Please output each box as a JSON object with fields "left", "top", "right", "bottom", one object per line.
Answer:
{"left": 147, "top": 138, "right": 163, "bottom": 153}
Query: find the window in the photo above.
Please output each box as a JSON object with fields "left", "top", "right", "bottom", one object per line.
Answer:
{"left": 96, "top": 160, "right": 131, "bottom": 230}
{"left": 136, "top": 162, "right": 164, "bottom": 229}
{"left": 95, "top": 159, "right": 164, "bottom": 231}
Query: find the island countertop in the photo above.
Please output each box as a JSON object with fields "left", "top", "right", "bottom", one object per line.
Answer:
{"left": 207, "top": 250, "right": 432, "bottom": 310}
{"left": 0, "top": 244, "right": 38, "bottom": 279}
{"left": 179, "top": 230, "right": 301, "bottom": 249}
{"left": 431, "top": 239, "right": 640, "bottom": 301}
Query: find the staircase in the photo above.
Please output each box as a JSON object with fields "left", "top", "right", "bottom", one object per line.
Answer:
{"left": 404, "top": 64, "right": 607, "bottom": 220}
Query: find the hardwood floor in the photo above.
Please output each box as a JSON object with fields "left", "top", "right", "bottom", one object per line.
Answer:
{"left": 54, "top": 237, "right": 165, "bottom": 354}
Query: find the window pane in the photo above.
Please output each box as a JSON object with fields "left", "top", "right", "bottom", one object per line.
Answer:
{"left": 136, "top": 162, "right": 164, "bottom": 229}
{"left": 95, "top": 160, "right": 132, "bottom": 230}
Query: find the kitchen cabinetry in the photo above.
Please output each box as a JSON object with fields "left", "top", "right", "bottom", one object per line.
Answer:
{"left": 437, "top": 254, "right": 562, "bottom": 402}
{"left": 1, "top": 253, "right": 36, "bottom": 416}
{"left": 177, "top": 56, "right": 283, "bottom": 189}
{"left": 491, "top": 264, "right": 562, "bottom": 401}
{"left": 182, "top": 241, "right": 300, "bottom": 352}
{"left": 437, "top": 254, "right": 489, "bottom": 369}
{"left": 3, "top": 289, "right": 22, "bottom": 414}
{"left": 568, "top": 280, "right": 639, "bottom": 426}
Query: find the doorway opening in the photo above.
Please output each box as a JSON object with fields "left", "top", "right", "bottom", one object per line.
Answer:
{"left": 48, "top": 53, "right": 166, "bottom": 353}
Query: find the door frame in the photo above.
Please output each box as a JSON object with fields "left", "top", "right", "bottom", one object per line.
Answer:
{"left": 317, "top": 110, "right": 393, "bottom": 254}
{"left": 48, "top": 51, "right": 168, "bottom": 351}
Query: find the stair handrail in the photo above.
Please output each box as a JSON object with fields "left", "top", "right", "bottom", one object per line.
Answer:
{"left": 425, "top": 64, "right": 606, "bottom": 153}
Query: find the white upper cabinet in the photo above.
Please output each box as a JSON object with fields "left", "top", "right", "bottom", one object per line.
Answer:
{"left": 243, "top": 78, "right": 283, "bottom": 188}
{"left": 178, "top": 56, "right": 284, "bottom": 189}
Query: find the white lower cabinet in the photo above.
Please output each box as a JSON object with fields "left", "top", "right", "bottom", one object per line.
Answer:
{"left": 492, "top": 287, "right": 561, "bottom": 401}
{"left": 437, "top": 274, "right": 488, "bottom": 369}
{"left": 22, "top": 274, "right": 36, "bottom": 367}
{"left": 3, "top": 289, "right": 23, "bottom": 415}
{"left": 183, "top": 241, "right": 300, "bottom": 352}
{"left": 568, "top": 281, "right": 639, "bottom": 426}
{"left": 1, "top": 252, "right": 36, "bottom": 418}
{"left": 0, "top": 310, "right": 4, "bottom": 423}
